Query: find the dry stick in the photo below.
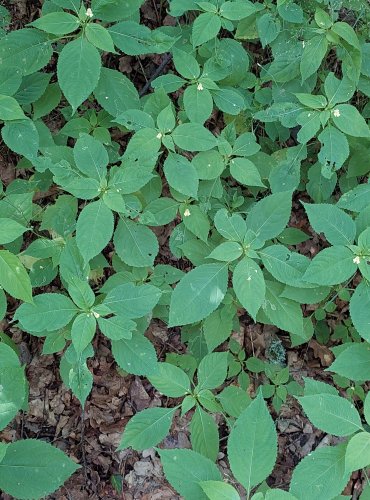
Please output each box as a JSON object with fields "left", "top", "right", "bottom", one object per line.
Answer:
{"left": 139, "top": 53, "right": 173, "bottom": 97}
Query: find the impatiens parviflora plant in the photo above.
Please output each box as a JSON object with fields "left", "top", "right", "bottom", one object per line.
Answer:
{"left": 0, "top": 0, "right": 369, "bottom": 498}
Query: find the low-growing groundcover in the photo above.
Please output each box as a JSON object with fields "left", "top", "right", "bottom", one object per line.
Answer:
{"left": 0, "top": 0, "right": 370, "bottom": 498}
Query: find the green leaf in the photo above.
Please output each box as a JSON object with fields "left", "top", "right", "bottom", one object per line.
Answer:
{"left": 181, "top": 205, "right": 210, "bottom": 242}
{"left": 94, "top": 67, "right": 140, "bottom": 116}
{"left": 0, "top": 29, "right": 52, "bottom": 76}
{"left": 331, "top": 22, "right": 361, "bottom": 51}
{"left": 290, "top": 444, "right": 350, "bottom": 500}
{"left": 233, "top": 257, "right": 265, "bottom": 321}
{"left": 164, "top": 153, "right": 199, "bottom": 199}
{"left": 111, "top": 332, "right": 158, "bottom": 375}
{"left": 350, "top": 282, "right": 370, "bottom": 342}
{"left": 318, "top": 124, "right": 349, "bottom": 177}
{"left": 0, "top": 365, "right": 26, "bottom": 431}
{"left": 197, "top": 352, "right": 228, "bottom": 390}
{"left": 76, "top": 200, "right": 114, "bottom": 263}
{"left": 85, "top": 23, "right": 116, "bottom": 52}
{"left": 220, "top": 1, "right": 256, "bottom": 20}
{"left": 158, "top": 448, "right": 222, "bottom": 499}
{"left": 118, "top": 406, "right": 176, "bottom": 451}
{"left": 345, "top": 432, "right": 370, "bottom": 473}
{"left": 228, "top": 394, "right": 277, "bottom": 494}
{"left": 332, "top": 104, "right": 370, "bottom": 138}
{"left": 199, "top": 481, "right": 240, "bottom": 500}
{"left": 184, "top": 84, "right": 213, "bottom": 123}
{"left": 230, "top": 157, "right": 265, "bottom": 187}
{"left": 97, "top": 316, "right": 135, "bottom": 341}
{"left": 303, "top": 202, "right": 356, "bottom": 245}
{"left": 0, "top": 250, "right": 32, "bottom": 303}
{"left": 297, "top": 393, "right": 362, "bottom": 436}
{"left": 246, "top": 192, "right": 292, "bottom": 243}
{"left": 2, "top": 119, "right": 39, "bottom": 160}
{"left": 30, "top": 12, "right": 79, "bottom": 35}
{"left": 329, "top": 344, "right": 370, "bottom": 381}
{"left": 203, "top": 306, "right": 234, "bottom": 351}
{"left": 0, "top": 94, "right": 25, "bottom": 120}
{"left": 192, "top": 12, "right": 221, "bottom": 48}
{"left": 300, "top": 35, "right": 328, "bottom": 82}
{"left": 172, "top": 123, "right": 217, "bottom": 152}
{"left": 214, "top": 208, "right": 246, "bottom": 242}
{"left": 337, "top": 184, "right": 370, "bottom": 212}
{"left": 207, "top": 242, "right": 243, "bottom": 262}
{"left": 148, "top": 362, "right": 191, "bottom": 397}
{"left": 169, "top": 263, "right": 228, "bottom": 326}
{"left": 57, "top": 38, "right": 101, "bottom": 113}
{"left": 15, "top": 293, "right": 78, "bottom": 333}
{"left": 190, "top": 406, "right": 219, "bottom": 461}
{"left": 303, "top": 246, "right": 357, "bottom": 285}
{"left": 114, "top": 218, "right": 159, "bottom": 267}
{"left": 0, "top": 218, "right": 27, "bottom": 244}
{"left": 71, "top": 313, "right": 96, "bottom": 355}
{"left": 74, "top": 133, "right": 108, "bottom": 182}
{"left": 0, "top": 439, "right": 80, "bottom": 500}
{"left": 104, "top": 283, "right": 161, "bottom": 318}
{"left": 259, "top": 245, "right": 309, "bottom": 287}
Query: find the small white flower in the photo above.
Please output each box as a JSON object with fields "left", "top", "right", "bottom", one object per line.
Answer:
{"left": 333, "top": 109, "right": 341, "bottom": 117}
{"left": 353, "top": 256, "right": 361, "bottom": 264}
{"left": 156, "top": 132, "right": 163, "bottom": 139}
{"left": 197, "top": 82, "right": 204, "bottom": 91}
{"left": 183, "top": 209, "right": 191, "bottom": 217}
{"left": 86, "top": 8, "right": 93, "bottom": 18}
{"left": 302, "top": 41, "right": 305, "bottom": 48}
{"left": 93, "top": 311, "right": 100, "bottom": 319}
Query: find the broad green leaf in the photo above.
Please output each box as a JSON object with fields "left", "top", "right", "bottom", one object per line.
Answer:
{"left": 297, "top": 393, "right": 362, "bottom": 436}
{"left": 324, "top": 73, "right": 355, "bottom": 106}
{"left": 303, "top": 202, "right": 356, "bottom": 245}
{"left": 0, "top": 365, "right": 26, "bottom": 431}
{"left": 148, "top": 362, "right": 191, "bottom": 397}
{"left": 329, "top": 344, "right": 370, "bottom": 381}
{"left": 0, "top": 439, "right": 80, "bottom": 500}
{"left": 345, "top": 432, "right": 370, "bottom": 473}
{"left": 164, "top": 153, "right": 199, "bottom": 199}
{"left": 71, "top": 313, "right": 96, "bottom": 355}
{"left": 259, "top": 245, "right": 309, "bottom": 287}
{"left": 246, "top": 192, "right": 292, "bottom": 243}
{"left": 169, "top": 263, "right": 228, "bottom": 326}
{"left": 183, "top": 84, "right": 213, "bottom": 123}
{"left": 350, "top": 281, "right": 370, "bottom": 342}
{"left": 76, "top": 200, "right": 114, "bottom": 264}
{"left": 192, "top": 151, "right": 225, "bottom": 180}
{"left": 181, "top": 205, "right": 210, "bottom": 242}
{"left": 261, "top": 280, "right": 304, "bottom": 337}
{"left": 97, "top": 316, "right": 135, "bottom": 341}
{"left": 228, "top": 394, "right": 277, "bottom": 494}
{"left": 15, "top": 293, "right": 78, "bottom": 333}
{"left": 104, "top": 283, "right": 161, "bottom": 318}
{"left": 332, "top": 104, "right": 370, "bottom": 138}
{"left": 172, "top": 123, "right": 217, "bottom": 152}
{"left": 230, "top": 157, "right": 265, "bottom": 187}
{"left": 197, "top": 352, "right": 228, "bottom": 390}
{"left": 192, "top": 12, "right": 221, "bottom": 48}
{"left": 0, "top": 29, "right": 52, "bottom": 76}
{"left": 207, "top": 242, "right": 243, "bottom": 262}
{"left": 220, "top": 1, "right": 257, "bottom": 20}
{"left": 0, "top": 250, "right": 32, "bottom": 302}
{"left": 67, "top": 276, "right": 95, "bottom": 309}
{"left": 57, "top": 38, "right": 101, "bottom": 112}
{"left": 74, "top": 133, "right": 108, "bottom": 181}
{"left": 212, "top": 88, "right": 245, "bottom": 115}
{"left": 337, "top": 184, "right": 370, "bottom": 212}
{"left": 214, "top": 208, "right": 246, "bottom": 242}
{"left": 290, "top": 444, "right": 350, "bottom": 500}
{"left": 303, "top": 246, "right": 357, "bottom": 286}
{"left": 0, "top": 218, "right": 27, "bottom": 244}
{"left": 233, "top": 257, "right": 265, "bottom": 321}
{"left": 199, "top": 481, "right": 240, "bottom": 500}
{"left": 158, "top": 448, "right": 222, "bottom": 499}
{"left": 85, "top": 23, "right": 116, "bottom": 52}
{"left": 111, "top": 332, "right": 158, "bottom": 375}
{"left": 300, "top": 35, "right": 328, "bottom": 82}
{"left": 190, "top": 406, "right": 219, "bottom": 461}
{"left": 202, "top": 306, "right": 234, "bottom": 351}
{"left": 2, "top": 119, "right": 39, "bottom": 160}
{"left": 0, "top": 94, "right": 25, "bottom": 120}
{"left": 94, "top": 67, "right": 139, "bottom": 116}
{"left": 114, "top": 218, "right": 159, "bottom": 267}
{"left": 118, "top": 406, "right": 176, "bottom": 451}
{"left": 257, "top": 13, "right": 280, "bottom": 48}
{"left": 30, "top": 12, "right": 79, "bottom": 35}
{"left": 331, "top": 22, "right": 361, "bottom": 51}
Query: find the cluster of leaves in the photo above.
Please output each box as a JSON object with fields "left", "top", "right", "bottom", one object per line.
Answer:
{"left": 0, "top": 0, "right": 369, "bottom": 498}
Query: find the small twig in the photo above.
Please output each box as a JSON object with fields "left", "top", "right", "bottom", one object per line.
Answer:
{"left": 80, "top": 407, "right": 88, "bottom": 483}
{"left": 139, "top": 53, "right": 173, "bottom": 97}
